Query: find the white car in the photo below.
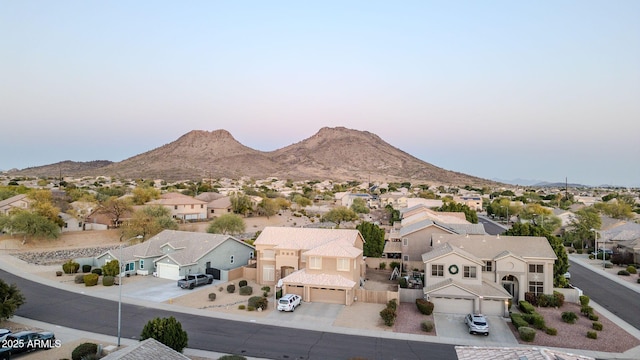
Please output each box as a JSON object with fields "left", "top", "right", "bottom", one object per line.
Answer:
{"left": 277, "top": 294, "right": 302, "bottom": 312}
{"left": 465, "top": 313, "right": 489, "bottom": 336}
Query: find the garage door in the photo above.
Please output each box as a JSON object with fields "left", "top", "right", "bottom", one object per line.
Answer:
{"left": 310, "top": 287, "right": 345, "bottom": 304}
{"left": 431, "top": 297, "right": 473, "bottom": 314}
{"left": 156, "top": 263, "right": 181, "bottom": 280}
{"left": 481, "top": 299, "right": 505, "bottom": 316}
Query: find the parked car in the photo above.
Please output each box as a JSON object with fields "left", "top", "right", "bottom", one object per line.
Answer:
{"left": 563, "top": 271, "right": 571, "bottom": 280}
{"left": 277, "top": 294, "right": 302, "bottom": 312}
{"left": 465, "top": 313, "right": 489, "bottom": 336}
{"left": 591, "top": 248, "right": 613, "bottom": 257}
{"left": 0, "top": 347, "right": 10, "bottom": 360}
{"left": 3, "top": 330, "right": 57, "bottom": 355}
{"left": 177, "top": 273, "right": 213, "bottom": 289}
{"left": 0, "top": 329, "right": 10, "bottom": 342}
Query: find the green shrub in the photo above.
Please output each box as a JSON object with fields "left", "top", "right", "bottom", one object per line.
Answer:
{"left": 618, "top": 270, "right": 630, "bottom": 276}
{"left": 386, "top": 299, "right": 398, "bottom": 312}
{"left": 276, "top": 289, "right": 282, "bottom": 298}
{"left": 380, "top": 307, "right": 396, "bottom": 327}
{"left": 247, "top": 306, "right": 255, "bottom": 311}
{"left": 552, "top": 291, "right": 565, "bottom": 307}
{"left": 510, "top": 313, "right": 528, "bottom": 329}
{"left": 518, "top": 327, "right": 536, "bottom": 342}
{"left": 522, "top": 313, "right": 546, "bottom": 330}
{"left": 588, "top": 313, "right": 599, "bottom": 321}
{"left": 398, "top": 277, "right": 408, "bottom": 288}
{"left": 421, "top": 320, "right": 434, "bottom": 332}
{"left": 604, "top": 262, "right": 613, "bottom": 268}
{"left": 209, "top": 293, "right": 216, "bottom": 301}
{"left": 82, "top": 264, "right": 92, "bottom": 273}
{"left": 379, "top": 262, "right": 387, "bottom": 270}
{"left": 627, "top": 265, "right": 637, "bottom": 274}
{"left": 71, "top": 342, "right": 98, "bottom": 360}
{"left": 91, "top": 268, "right": 102, "bottom": 276}
{"left": 140, "top": 316, "right": 188, "bottom": 353}
{"left": 239, "top": 280, "right": 248, "bottom": 287}
{"left": 637, "top": 278, "right": 640, "bottom": 284}
{"left": 587, "top": 330, "right": 598, "bottom": 339}
{"left": 562, "top": 311, "right": 578, "bottom": 324}
{"left": 103, "top": 275, "right": 114, "bottom": 286}
{"left": 581, "top": 305, "right": 594, "bottom": 316}
{"left": 248, "top": 296, "right": 268, "bottom": 310}
{"left": 102, "top": 259, "right": 120, "bottom": 277}
{"left": 75, "top": 274, "right": 85, "bottom": 284}
{"left": 84, "top": 273, "right": 99, "bottom": 286}
{"left": 261, "top": 286, "right": 271, "bottom": 293}
{"left": 518, "top": 300, "right": 536, "bottom": 314}
{"left": 579, "top": 295, "right": 590, "bottom": 307}
{"left": 588, "top": 254, "right": 595, "bottom": 259}
{"left": 238, "top": 304, "right": 246, "bottom": 310}
{"left": 218, "top": 355, "right": 248, "bottom": 360}
{"left": 592, "top": 322, "right": 603, "bottom": 331}
{"left": 545, "top": 327, "right": 557, "bottom": 335}
{"left": 63, "top": 260, "right": 80, "bottom": 274}
{"left": 415, "top": 299, "right": 434, "bottom": 315}
{"left": 389, "top": 261, "right": 400, "bottom": 270}
{"left": 227, "top": 284, "right": 236, "bottom": 293}
{"left": 239, "top": 285, "right": 253, "bottom": 296}
{"left": 55, "top": 271, "right": 62, "bottom": 276}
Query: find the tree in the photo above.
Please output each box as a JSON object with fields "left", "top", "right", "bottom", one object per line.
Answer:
{"left": 0, "top": 279, "right": 26, "bottom": 321}
{"left": 437, "top": 201, "right": 478, "bottom": 223}
{"left": 292, "top": 194, "right": 312, "bottom": 209}
{"left": 207, "top": 213, "right": 246, "bottom": 235}
{"left": 505, "top": 223, "right": 569, "bottom": 288}
{"left": 322, "top": 206, "right": 358, "bottom": 225}
{"left": 99, "top": 197, "right": 133, "bottom": 228}
{"left": 140, "top": 316, "right": 188, "bottom": 353}
{"left": 257, "top": 198, "right": 279, "bottom": 219}
{"left": 230, "top": 193, "right": 253, "bottom": 215}
{"left": 120, "top": 205, "right": 178, "bottom": 240}
{"left": 568, "top": 207, "right": 601, "bottom": 249}
{"left": 350, "top": 198, "right": 370, "bottom": 214}
{"left": 5, "top": 210, "right": 60, "bottom": 243}
{"left": 131, "top": 186, "right": 160, "bottom": 205}
{"left": 27, "top": 189, "right": 65, "bottom": 227}
{"left": 357, "top": 222, "right": 385, "bottom": 257}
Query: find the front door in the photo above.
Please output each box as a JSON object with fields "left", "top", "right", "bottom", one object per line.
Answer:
{"left": 501, "top": 275, "right": 519, "bottom": 302}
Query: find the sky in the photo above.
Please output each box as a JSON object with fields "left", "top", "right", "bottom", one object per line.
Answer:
{"left": 1, "top": 1, "right": 639, "bottom": 187}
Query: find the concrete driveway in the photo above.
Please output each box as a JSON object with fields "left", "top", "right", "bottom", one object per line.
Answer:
{"left": 122, "top": 276, "right": 223, "bottom": 303}
{"left": 434, "top": 313, "right": 518, "bottom": 346}
{"left": 267, "top": 302, "right": 344, "bottom": 326}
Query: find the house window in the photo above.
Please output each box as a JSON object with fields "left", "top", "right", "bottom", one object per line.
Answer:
{"left": 529, "top": 281, "right": 544, "bottom": 295}
{"left": 201, "top": 204, "right": 203, "bottom": 208}
{"left": 140, "top": 260, "right": 144, "bottom": 270}
{"left": 529, "top": 264, "right": 544, "bottom": 273}
{"left": 174, "top": 205, "right": 178, "bottom": 210}
{"left": 431, "top": 264, "right": 444, "bottom": 277}
{"left": 337, "top": 258, "right": 349, "bottom": 271}
{"left": 249, "top": 251, "right": 254, "bottom": 259}
{"left": 206, "top": 261, "right": 211, "bottom": 269}
{"left": 402, "top": 238, "right": 408, "bottom": 246}
{"left": 125, "top": 262, "right": 135, "bottom": 272}
{"left": 463, "top": 266, "right": 477, "bottom": 279}
{"left": 191, "top": 204, "right": 194, "bottom": 209}
{"left": 403, "top": 255, "right": 409, "bottom": 261}
{"left": 309, "top": 256, "right": 322, "bottom": 269}
{"left": 230, "top": 255, "right": 234, "bottom": 264}
{"left": 64, "top": 222, "right": 68, "bottom": 228}
{"left": 482, "top": 261, "right": 493, "bottom": 272}
{"left": 263, "top": 265, "right": 274, "bottom": 282}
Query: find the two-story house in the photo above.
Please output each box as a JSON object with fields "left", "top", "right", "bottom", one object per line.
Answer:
{"left": 147, "top": 193, "right": 207, "bottom": 221}
{"left": 422, "top": 234, "right": 557, "bottom": 317}
{"left": 254, "top": 227, "right": 365, "bottom": 305}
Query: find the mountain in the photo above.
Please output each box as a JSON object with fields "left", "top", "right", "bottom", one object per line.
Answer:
{"left": 6, "top": 127, "right": 494, "bottom": 185}
{"left": 4, "top": 160, "right": 113, "bottom": 178}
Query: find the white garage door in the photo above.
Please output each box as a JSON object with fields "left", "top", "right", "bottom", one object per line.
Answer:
{"left": 157, "top": 263, "right": 181, "bottom": 280}
{"left": 481, "top": 299, "right": 505, "bottom": 316}
{"left": 431, "top": 297, "right": 473, "bottom": 314}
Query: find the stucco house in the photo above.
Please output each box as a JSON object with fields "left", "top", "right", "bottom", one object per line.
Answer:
{"left": 147, "top": 193, "right": 207, "bottom": 221}
{"left": 0, "top": 194, "right": 31, "bottom": 215}
{"left": 95, "top": 230, "right": 254, "bottom": 281}
{"left": 422, "top": 234, "right": 557, "bottom": 316}
{"left": 254, "top": 226, "right": 365, "bottom": 305}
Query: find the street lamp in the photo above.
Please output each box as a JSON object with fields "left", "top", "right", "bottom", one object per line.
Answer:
{"left": 118, "top": 235, "right": 143, "bottom": 347}
{"left": 591, "top": 228, "right": 604, "bottom": 269}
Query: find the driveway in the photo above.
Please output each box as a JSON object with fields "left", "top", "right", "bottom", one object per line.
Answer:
{"left": 434, "top": 313, "right": 518, "bottom": 346}
{"left": 267, "top": 302, "right": 344, "bottom": 326}
{"left": 122, "top": 276, "right": 223, "bottom": 303}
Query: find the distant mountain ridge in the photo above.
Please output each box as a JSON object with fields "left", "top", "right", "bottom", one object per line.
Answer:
{"left": 5, "top": 127, "right": 494, "bottom": 185}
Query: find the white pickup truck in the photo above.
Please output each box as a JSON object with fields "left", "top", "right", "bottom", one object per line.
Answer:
{"left": 177, "top": 273, "right": 213, "bottom": 289}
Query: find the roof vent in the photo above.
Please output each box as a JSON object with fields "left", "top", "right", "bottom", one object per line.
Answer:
{"left": 496, "top": 234, "right": 500, "bottom": 239}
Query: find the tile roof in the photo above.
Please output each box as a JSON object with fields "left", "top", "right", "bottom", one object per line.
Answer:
{"left": 100, "top": 338, "right": 190, "bottom": 360}
{"left": 254, "top": 226, "right": 362, "bottom": 251}
{"left": 383, "top": 241, "right": 402, "bottom": 254}
{"left": 0, "top": 194, "right": 29, "bottom": 208}
{"left": 303, "top": 239, "right": 362, "bottom": 258}
{"left": 455, "top": 346, "right": 594, "bottom": 360}
{"left": 148, "top": 193, "right": 207, "bottom": 206}
{"left": 282, "top": 268, "right": 356, "bottom": 288}
{"left": 423, "top": 278, "right": 511, "bottom": 299}
{"left": 430, "top": 234, "right": 557, "bottom": 260}
{"left": 421, "top": 242, "right": 484, "bottom": 265}
{"left": 399, "top": 219, "right": 486, "bottom": 237}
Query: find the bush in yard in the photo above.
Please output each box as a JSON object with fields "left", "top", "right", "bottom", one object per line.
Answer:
{"left": 398, "top": 277, "right": 408, "bottom": 288}
{"left": 579, "top": 295, "right": 590, "bottom": 307}
{"left": 227, "top": 284, "right": 236, "bottom": 293}
{"left": 140, "top": 316, "right": 188, "bottom": 353}
{"left": 239, "top": 286, "right": 253, "bottom": 296}
{"left": 587, "top": 330, "right": 598, "bottom": 339}
{"left": 102, "top": 259, "right": 120, "bottom": 277}
{"left": 103, "top": 275, "right": 114, "bottom": 286}
{"left": 379, "top": 262, "right": 386, "bottom": 270}
{"left": 63, "top": 260, "right": 80, "bottom": 274}
{"left": 238, "top": 304, "right": 246, "bottom": 310}
{"left": 518, "top": 327, "right": 536, "bottom": 342}
{"left": 552, "top": 291, "right": 565, "bottom": 307}
{"left": 82, "top": 264, "right": 92, "bottom": 273}
{"left": 71, "top": 342, "right": 98, "bottom": 360}
{"left": 510, "top": 313, "right": 528, "bottom": 329}
{"left": 380, "top": 307, "right": 396, "bottom": 327}
{"left": 545, "top": 327, "right": 558, "bottom": 335}
{"left": 562, "top": 311, "right": 578, "bottom": 324}
{"left": 75, "top": 274, "right": 85, "bottom": 284}
{"left": 627, "top": 265, "right": 637, "bottom": 274}
{"left": 524, "top": 292, "right": 537, "bottom": 305}
{"left": 261, "top": 286, "right": 271, "bottom": 293}
{"left": 522, "top": 313, "right": 546, "bottom": 330}
{"left": 604, "top": 262, "right": 613, "bottom": 268}
{"left": 239, "top": 280, "right": 248, "bottom": 287}
{"left": 389, "top": 261, "right": 400, "bottom": 271}
{"left": 518, "top": 300, "right": 536, "bottom": 314}
{"left": 55, "top": 271, "right": 62, "bottom": 276}
{"left": 84, "top": 273, "right": 99, "bottom": 286}
{"left": 617, "top": 270, "right": 630, "bottom": 276}
{"left": 421, "top": 320, "right": 434, "bottom": 332}
{"left": 247, "top": 306, "right": 255, "bottom": 311}
{"left": 637, "top": 278, "right": 640, "bottom": 284}
{"left": 208, "top": 293, "right": 216, "bottom": 301}
{"left": 248, "top": 296, "right": 268, "bottom": 310}
{"left": 581, "top": 305, "right": 594, "bottom": 316}
{"left": 588, "top": 313, "right": 599, "bottom": 321}
{"left": 91, "top": 268, "right": 102, "bottom": 276}
{"left": 592, "top": 322, "right": 603, "bottom": 331}
{"left": 415, "top": 299, "right": 434, "bottom": 315}
{"left": 387, "top": 299, "right": 398, "bottom": 312}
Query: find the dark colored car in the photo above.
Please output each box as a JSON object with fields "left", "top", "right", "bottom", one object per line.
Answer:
{"left": 3, "top": 330, "right": 57, "bottom": 355}
{"left": 0, "top": 347, "right": 10, "bottom": 360}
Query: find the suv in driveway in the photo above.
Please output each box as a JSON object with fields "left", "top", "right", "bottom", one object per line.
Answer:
{"left": 277, "top": 294, "right": 301, "bottom": 312}
{"left": 465, "top": 313, "right": 489, "bottom": 336}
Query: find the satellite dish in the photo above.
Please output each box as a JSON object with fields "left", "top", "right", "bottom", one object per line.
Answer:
{"left": 276, "top": 279, "right": 283, "bottom": 288}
